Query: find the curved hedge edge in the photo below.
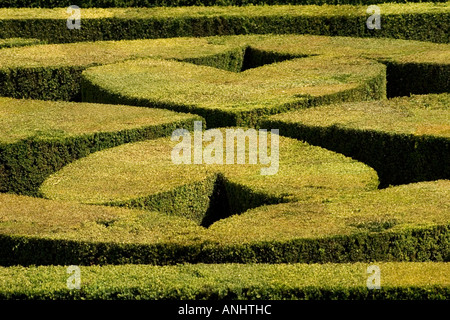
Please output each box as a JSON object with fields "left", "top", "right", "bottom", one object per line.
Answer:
{"left": 0, "top": 10, "right": 448, "bottom": 44}
{"left": 1, "top": 224, "right": 447, "bottom": 266}
{"left": 81, "top": 61, "right": 386, "bottom": 128}
{"left": 259, "top": 119, "right": 450, "bottom": 187}
{"left": 0, "top": 117, "right": 202, "bottom": 196}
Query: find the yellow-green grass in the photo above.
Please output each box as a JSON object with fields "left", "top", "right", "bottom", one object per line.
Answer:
{"left": 0, "top": 262, "right": 448, "bottom": 300}
{"left": 40, "top": 130, "right": 379, "bottom": 215}
{"left": 81, "top": 55, "right": 384, "bottom": 123}
{"left": 0, "top": 3, "right": 447, "bottom": 20}
{"left": 267, "top": 94, "right": 450, "bottom": 138}
{"left": 1, "top": 180, "right": 448, "bottom": 264}
{"left": 0, "top": 97, "right": 201, "bottom": 144}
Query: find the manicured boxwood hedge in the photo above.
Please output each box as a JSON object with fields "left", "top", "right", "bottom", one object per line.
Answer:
{"left": 1, "top": 180, "right": 448, "bottom": 266}
{"left": 81, "top": 55, "right": 386, "bottom": 127}
{"left": 0, "top": 262, "right": 448, "bottom": 300}
{"left": 1, "top": 34, "right": 447, "bottom": 108}
{"left": 39, "top": 130, "right": 379, "bottom": 222}
{"left": 0, "top": 97, "right": 203, "bottom": 195}
{"left": 0, "top": 37, "right": 239, "bottom": 101}
{"left": 261, "top": 94, "right": 450, "bottom": 187}
{"left": 0, "top": 4, "right": 448, "bottom": 43}
{"left": 1, "top": 0, "right": 448, "bottom": 8}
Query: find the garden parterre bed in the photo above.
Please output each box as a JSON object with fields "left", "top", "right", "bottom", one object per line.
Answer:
{"left": 262, "top": 93, "right": 450, "bottom": 186}
{"left": 0, "top": 3, "right": 449, "bottom": 300}
{"left": 1, "top": 180, "right": 448, "bottom": 265}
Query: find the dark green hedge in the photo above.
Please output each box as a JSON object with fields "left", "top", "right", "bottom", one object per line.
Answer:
{"left": 385, "top": 62, "right": 450, "bottom": 98}
{"left": 1, "top": 283, "right": 448, "bottom": 300}
{"left": 1, "top": 0, "right": 447, "bottom": 8}
{"left": 0, "top": 12, "right": 448, "bottom": 44}
{"left": 260, "top": 120, "right": 450, "bottom": 188}
{"left": 1, "top": 224, "right": 448, "bottom": 266}
{"left": 0, "top": 66, "right": 84, "bottom": 101}
{"left": 0, "top": 119, "right": 200, "bottom": 196}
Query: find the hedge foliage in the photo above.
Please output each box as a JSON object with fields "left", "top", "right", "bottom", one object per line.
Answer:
{"left": 0, "top": 4, "right": 448, "bottom": 43}
{"left": 1, "top": 180, "right": 448, "bottom": 265}
{"left": 0, "top": 97, "right": 203, "bottom": 195}
{"left": 0, "top": 4, "right": 448, "bottom": 299}
{"left": 1, "top": 0, "right": 448, "bottom": 8}
{"left": 40, "top": 130, "right": 379, "bottom": 222}
{"left": 0, "top": 262, "right": 448, "bottom": 300}
{"left": 262, "top": 94, "right": 450, "bottom": 187}
{"left": 0, "top": 34, "right": 447, "bottom": 110}
{"left": 81, "top": 55, "right": 386, "bottom": 127}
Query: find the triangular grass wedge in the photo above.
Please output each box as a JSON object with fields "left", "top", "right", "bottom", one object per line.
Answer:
{"left": 40, "top": 128, "right": 379, "bottom": 226}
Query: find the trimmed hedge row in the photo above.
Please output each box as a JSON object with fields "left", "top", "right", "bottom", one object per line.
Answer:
{"left": 1, "top": 223, "right": 448, "bottom": 266}
{"left": 0, "top": 4, "right": 448, "bottom": 43}
{"left": 0, "top": 37, "right": 239, "bottom": 101}
{"left": 0, "top": 263, "right": 448, "bottom": 300}
{"left": 385, "top": 61, "right": 450, "bottom": 98}
{"left": 261, "top": 94, "right": 450, "bottom": 187}
{"left": 0, "top": 66, "right": 84, "bottom": 101}
{"left": 1, "top": 0, "right": 448, "bottom": 8}
{"left": 1, "top": 180, "right": 448, "bottom": 266}
{"left": 0, "top": 98, "right": 203, "bottom": 195}
{"left": 1, "top": 34, "right": 448, "bottom": 107}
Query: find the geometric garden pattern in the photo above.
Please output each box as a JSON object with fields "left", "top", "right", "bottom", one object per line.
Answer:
{"left": 0, "top": 2, "right": 449, "bottom": 300}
